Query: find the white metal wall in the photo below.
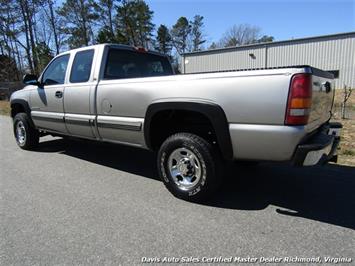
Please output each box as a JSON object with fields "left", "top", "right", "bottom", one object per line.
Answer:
{"left": 184, "top": 47, "right": 266, "bottom": 73}
{"left": 183, "top": 33, "right": 355, "bottom": 89}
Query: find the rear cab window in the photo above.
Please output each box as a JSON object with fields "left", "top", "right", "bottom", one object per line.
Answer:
{"left": 104, "top": 49, "right": 173, "bottom": 80}
{"left": 70, "top": 49, "right": 95, "bottom": 83}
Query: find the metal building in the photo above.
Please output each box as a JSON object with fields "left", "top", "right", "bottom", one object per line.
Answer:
{"left": 182, "top": 32, "right": 355, "bottom": 89}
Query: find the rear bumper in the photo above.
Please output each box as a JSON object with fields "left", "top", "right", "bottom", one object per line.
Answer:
{"left": 292, "top": 122, "right": 342, "bottom": 166}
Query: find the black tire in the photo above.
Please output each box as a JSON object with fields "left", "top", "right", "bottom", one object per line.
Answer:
{"left": 157, "top": 133, "right": 222, "bottom": 201}
{"left": 13, "top": 112, "right": 39, "bottom": 150}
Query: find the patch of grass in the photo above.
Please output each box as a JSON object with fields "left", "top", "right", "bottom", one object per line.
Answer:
{"left": 332, "top": 89, "right": 355, "bottom": 119}
{"left": 331, "top": 90, "right": 355, "bottom": 166}
{"left": 0, "top": 100, "right": 10, "bottom": 116}
{"left": 341, "top": 149, "right": 355, "bottom": 156}
{"left": 331, "top": 118, "right": 355, "bottom": 166}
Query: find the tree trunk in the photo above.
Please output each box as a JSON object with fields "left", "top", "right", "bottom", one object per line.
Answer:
{"left": 14, "top": 42, "right": 23, "bottom": 76}
{"left": 79, "top": 0, "right": 89, "bottom": 46}
{"left": 24, "top": 1, "right": 39, "bottom": 75}
{"left": 341, "top": 102, "right": 346, "bottom": 119}
{"left": 108, "top": 3, "right": 114, "bottom": 36}
{"left": 19, "top": 1, "right": 34, "bottom": 73}
{"left": 48, "top": 0, "right": 59, "bottom": 54}
{"left": 341, "top": 85, "right": 353, "bottom": 119}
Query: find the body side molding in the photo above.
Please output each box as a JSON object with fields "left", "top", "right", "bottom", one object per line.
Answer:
{"left": 97, "top": 115, "right": 143, "bottom": 131}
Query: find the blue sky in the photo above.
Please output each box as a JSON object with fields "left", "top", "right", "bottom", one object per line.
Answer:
{"left": 146, "top": 0, "right": 355, "bottom": 46}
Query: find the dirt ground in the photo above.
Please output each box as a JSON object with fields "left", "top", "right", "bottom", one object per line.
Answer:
{"left": 1, "top": 90, "right": 354, "bottom": 166}
{"left": 0, "top": 100, "right": 10, "bottom": 116}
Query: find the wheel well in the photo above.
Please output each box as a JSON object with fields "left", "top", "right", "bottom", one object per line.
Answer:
{"left": 11, "top": 103, "right": 25, "bottom": 118}
{"left": 149, "top": 109, "right": 216, "bottom": 150}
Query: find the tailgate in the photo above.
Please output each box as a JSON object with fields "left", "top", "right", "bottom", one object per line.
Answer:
{"left": 307, "top": 68, "right": 334, "bottom": 130}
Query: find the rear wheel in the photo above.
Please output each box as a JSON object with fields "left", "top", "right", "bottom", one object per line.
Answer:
{"left": 13, "top": 113, "right": 39, "bottom": 150}
{"left": 157, "top": 133, "right": 222, "bottom": 201}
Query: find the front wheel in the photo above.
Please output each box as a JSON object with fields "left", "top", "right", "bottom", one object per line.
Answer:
{"left": 13, "top": 113, "right": 39, "bottom": 150}
{"left": 157, "top": 133, "right": 222, "bottom": 201}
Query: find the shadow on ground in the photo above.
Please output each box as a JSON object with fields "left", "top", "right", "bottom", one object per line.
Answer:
{"left": 37, "top": 137, "right": 355, "bottom": 230}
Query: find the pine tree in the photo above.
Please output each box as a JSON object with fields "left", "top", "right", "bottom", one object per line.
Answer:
{"left": 116, "top": 0, "right": 154, "bottom": 48}
{"left": 208, "top": 42, "right": 218, "bottom": 50}
{"left": 0, "top": 0, "right": 23, "bottom": 78}
{"left": 156, "top": 24, "right": 172, "bottom": 55}
{"left": 19, "top": 0, "right": 40, "bottom": 74}
{"left": 257, "top": 35, "right": 274, "bottom": 43}
{"left": 0, "top": 54, "right": 20, "bottom": 82}
{"left": 96, "top": 26, "right": 116, "bottom": 43}
{"left": 57, "top": 0, "right": 100, "bottom": 48}
{"left": 171, "top": 17, "right": 191, "bottom": 54}
{"left": 35, "top": 41, "right": 53, "bottom": 72}
{"left": 190, "top": 15, "right": 205, "bottom": 52}
{"left": 97, "top": 0, "right": 119, "bottom": 38}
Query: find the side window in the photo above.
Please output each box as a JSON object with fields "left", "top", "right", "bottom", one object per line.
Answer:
{"left": 42, "top": 54, "right": 70, "bottom": 85}
{"left": 104, "top": 50, "right": 139, "bottom": 79}
{"left": 70, "top": 50, "right": 95, "bottom": 83}
{"left": 104, "top": 49, "right": 173, "bottom": 80}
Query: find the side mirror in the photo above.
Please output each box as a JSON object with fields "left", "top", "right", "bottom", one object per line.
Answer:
{"left": 23, "top": 74, "right": 39, "bottom": 86}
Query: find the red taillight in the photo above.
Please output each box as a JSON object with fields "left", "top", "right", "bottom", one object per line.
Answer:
{"left": 285, "top": 74, "right": 312, "bottom": 125}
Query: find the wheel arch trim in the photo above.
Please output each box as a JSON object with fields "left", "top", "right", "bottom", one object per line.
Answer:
{"left": 144, "top": 101, "right": 233, "bottom": 160}
{"left": 10, "top": 99, "right": 35, "bottom": 127}
{"left": 10, "top": 99, "right": 31, "bottom": 117}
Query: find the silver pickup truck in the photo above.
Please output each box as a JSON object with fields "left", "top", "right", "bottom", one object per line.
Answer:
{"left": 10, "top": 44, "right": 341, "bottom": 200}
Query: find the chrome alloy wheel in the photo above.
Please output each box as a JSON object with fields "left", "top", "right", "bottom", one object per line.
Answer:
{"left": 16, "top": 121, "right": 26, "bottom": 145}
{"left": 168, "top": 147, "right": 202, "bottom": 190}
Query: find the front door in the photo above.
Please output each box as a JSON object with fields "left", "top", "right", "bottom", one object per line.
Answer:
{"left": 30, "top": 54, "right": 70, "bottom": 133}
{"left": 64, "top": 49, "right": 96, "bottom": 138}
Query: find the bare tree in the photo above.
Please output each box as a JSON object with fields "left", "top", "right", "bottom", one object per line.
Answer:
{"left": 19, "top": 0, "right": 40, "bottom": 74}
{"left": 220, "top": 24, "right": 261, "bottom": 47}
{"left": 341, "top": 85, "right": 353, "bottom": 119}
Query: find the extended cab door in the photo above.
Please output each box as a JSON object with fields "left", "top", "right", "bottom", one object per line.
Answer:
{"left": 95, "top": 47, "right": 173, "bottom": 146}
{"left": 30, "top": 54, "right": 70, "bottom": 133}
{"left": 63, "top": 49, "right": 97, "bottom": 138}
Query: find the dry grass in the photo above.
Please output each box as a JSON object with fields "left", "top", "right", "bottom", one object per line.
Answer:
{"left": 0, "top": 100, "right": 10, "bottom": 116}
{"left": 330, "top": 89, "right": 354, "bottom": 166}
{"left": 331, "top": 118, "right": 355, "bottom": 166}
{"left": 332, "top": 88, "right": 355, "bottom": 119}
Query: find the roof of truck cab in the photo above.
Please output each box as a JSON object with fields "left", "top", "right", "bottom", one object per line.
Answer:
{"left": 58, "top": 43, "right": 168, "bottom": 57}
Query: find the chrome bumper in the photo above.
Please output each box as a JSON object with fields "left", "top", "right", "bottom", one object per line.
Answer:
{"left": 292, "top": 122, "right": 342, "bottom": 166}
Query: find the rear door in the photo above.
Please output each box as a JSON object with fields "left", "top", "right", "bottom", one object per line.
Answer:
{"left": 63, "top": 49, "right": 97, "bottom": 138}
{"left": 30, "top": 54, "right": 70, "bottom": 133}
